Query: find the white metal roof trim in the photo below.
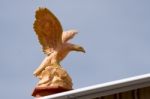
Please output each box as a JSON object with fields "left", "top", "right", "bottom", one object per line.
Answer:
{"left": 38, "top": 73, "right": 150, "bottom": 99}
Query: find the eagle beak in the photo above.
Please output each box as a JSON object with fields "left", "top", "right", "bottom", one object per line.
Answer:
{"left": 72, "top": 45, "right": 86, "bottom": 53}
{"left": 78, "top": 46, "right": 86, "bottom": 53}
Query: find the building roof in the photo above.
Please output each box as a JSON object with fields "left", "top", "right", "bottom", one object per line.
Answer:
{"left": 39, "top": 73, "right": 150, "bottom": 99}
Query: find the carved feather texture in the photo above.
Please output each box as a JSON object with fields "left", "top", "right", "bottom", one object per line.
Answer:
{"left": 62, "top": 30, "right": 78, "bottom": 43}
{"left": 34, "top": 8, "right": 63, "bottom": 55}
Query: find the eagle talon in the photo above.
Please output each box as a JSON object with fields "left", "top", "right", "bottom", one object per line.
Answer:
{"left": 52, "top": 63, "right": 61, "bottom": 67}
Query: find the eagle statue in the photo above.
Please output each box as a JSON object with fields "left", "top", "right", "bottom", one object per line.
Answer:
{"left": 33, "top": 8, "right": 85, "bottom": 77}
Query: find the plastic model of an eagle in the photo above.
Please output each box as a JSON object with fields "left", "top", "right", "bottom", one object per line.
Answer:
{"left": 33, "top": 8, "right": 85, "bottom": 77}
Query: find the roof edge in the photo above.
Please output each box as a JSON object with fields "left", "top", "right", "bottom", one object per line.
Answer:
{"left": 39, "top": 73, "right": 150, "bottom": 99}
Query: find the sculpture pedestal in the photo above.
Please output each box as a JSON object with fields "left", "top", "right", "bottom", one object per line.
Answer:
{"left": 32, "top": 86, "right": 72, "bottom": 98}
{"left": 32, "top": 66, "right": 73, "bottom": 98}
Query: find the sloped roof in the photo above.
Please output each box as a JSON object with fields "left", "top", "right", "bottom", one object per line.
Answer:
{"left": 39, "top": 73, "right": 150, "bottom": 99}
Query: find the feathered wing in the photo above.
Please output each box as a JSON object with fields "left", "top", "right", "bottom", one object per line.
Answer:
{"left": 62, "top": 30, "right": 78, "bottom": 43}
{"left": 34, "top": 8, "right": 63, "bottom": 55}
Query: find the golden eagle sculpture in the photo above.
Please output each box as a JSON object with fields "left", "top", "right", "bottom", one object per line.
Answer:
{"left": 32, "top": 7, "right": 85, "bottom": 97}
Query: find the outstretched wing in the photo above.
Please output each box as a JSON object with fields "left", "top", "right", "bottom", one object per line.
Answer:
{"left": 62, "top": 30, "right": 78, "bottom": 43}
{"left": 34, "top": 8, "right": 63, "bottom": 55}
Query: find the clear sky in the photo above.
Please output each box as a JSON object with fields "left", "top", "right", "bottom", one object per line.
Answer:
{"left": 0, "top": 0, "right": 150, "bottom": 99}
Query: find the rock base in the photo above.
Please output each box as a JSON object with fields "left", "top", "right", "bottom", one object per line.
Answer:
{"left": 32, "top": 66, "right": 73, "bottom": 98}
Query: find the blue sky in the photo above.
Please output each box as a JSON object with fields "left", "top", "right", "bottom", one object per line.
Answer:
{"left": 0, "top": 0, "right": 150, "bottom": 99}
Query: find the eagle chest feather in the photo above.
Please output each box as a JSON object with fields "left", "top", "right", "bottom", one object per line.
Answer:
{"left": 57, "top": 44, "right": 71, "bottom": 62}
